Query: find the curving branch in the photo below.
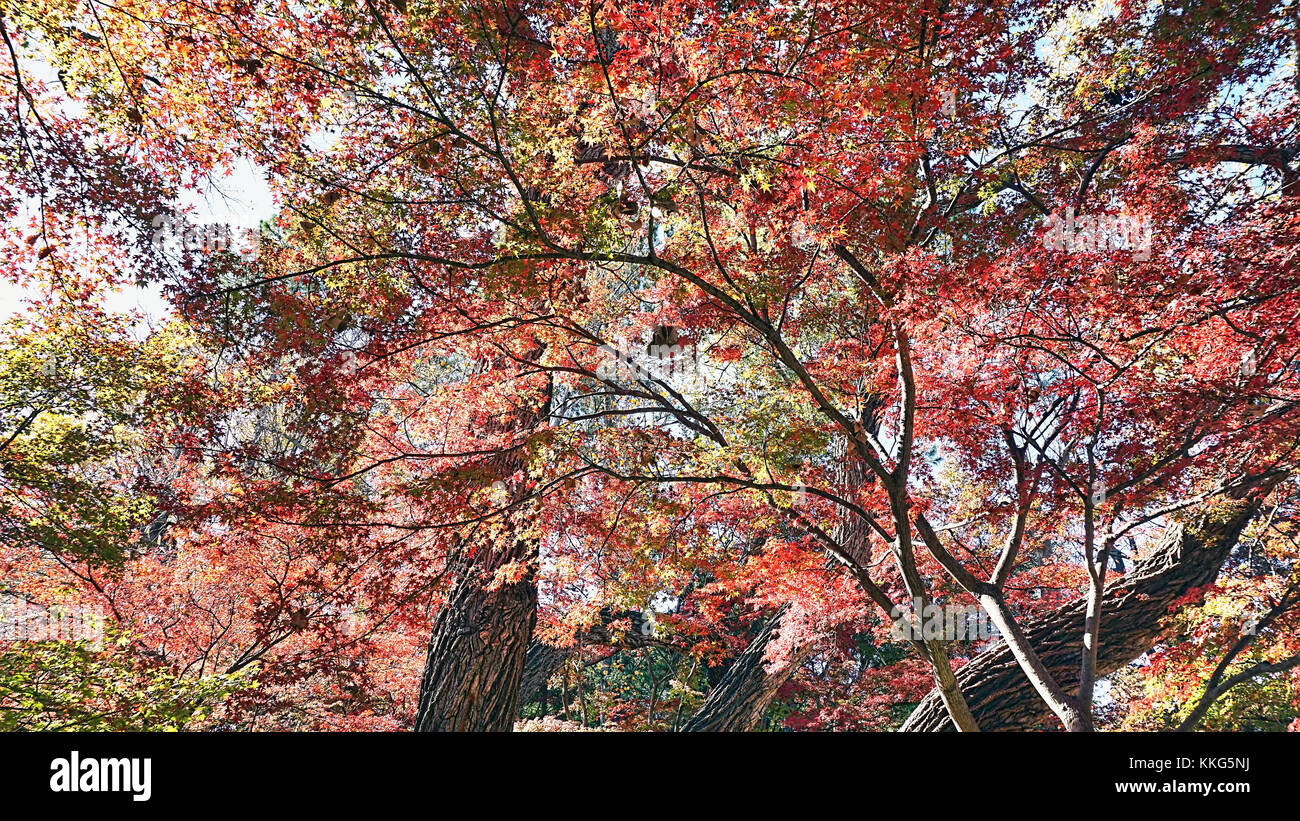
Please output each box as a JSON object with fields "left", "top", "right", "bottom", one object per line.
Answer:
{"left": 902, "top": 478, "right": 1282, "bottom": 731}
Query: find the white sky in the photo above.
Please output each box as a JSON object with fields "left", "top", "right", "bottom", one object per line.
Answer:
{"left": 1, "top": 159, "right": 274, "bottom": 332}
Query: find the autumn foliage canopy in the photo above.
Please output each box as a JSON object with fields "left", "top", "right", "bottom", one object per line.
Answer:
{"left": 1, "top": 0, "right": 1298, "bottom": 732}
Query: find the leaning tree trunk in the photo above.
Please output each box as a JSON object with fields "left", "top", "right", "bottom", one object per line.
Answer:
{"left": 682, "top": 604, "right": 812, "bottom": 732}
{"left": 519, "top": 606, "right": 808, "bottom": 730}
{"left": 413, "top": 362, "right": 552, "bottom": 732}
{"left": 519, "top": 640, "right": 571, "bottom": 711}
{"left": 518, "top": 608, "right": 662, "bottom": 709}
{"left": 902, "top": 483, "right": 1277, "bottom": 731}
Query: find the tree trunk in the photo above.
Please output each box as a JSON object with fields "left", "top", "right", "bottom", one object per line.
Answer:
{"left": 901, "top": 487, "right": 1274, "bottom": 731}
{"left": 520, "top": 607, "right": 806, "bottom": 731}
{"left": 413, "top": 527, "right": 539, "bottom": 731}
{"left": 517, "top": 608, "right": 662, "bottom": 710}
{"left": 682, "top": 605, "right": 810, "bottom": 732}
{"left": 519, "top": 639, "right": 571, "bottom": 711}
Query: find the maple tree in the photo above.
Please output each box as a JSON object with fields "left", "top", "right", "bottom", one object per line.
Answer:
{"left": 1, "top": 0, "right": 1298, "bottom": 732}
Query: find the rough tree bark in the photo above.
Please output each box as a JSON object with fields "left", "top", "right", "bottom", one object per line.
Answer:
{"left": 413, "top": 526, "right": 539, "bottom": 731}
{"left": 681, "top": 604, "right": 813, "bottom": 732}
{"left": 901, "top": 483, "right": 1278, "bottom": 731}
{"left": 517, "top": 608, "right": 663, "bottom": 708}
{"left": 518, "top": 641, "right": 570, "bottom": 711}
